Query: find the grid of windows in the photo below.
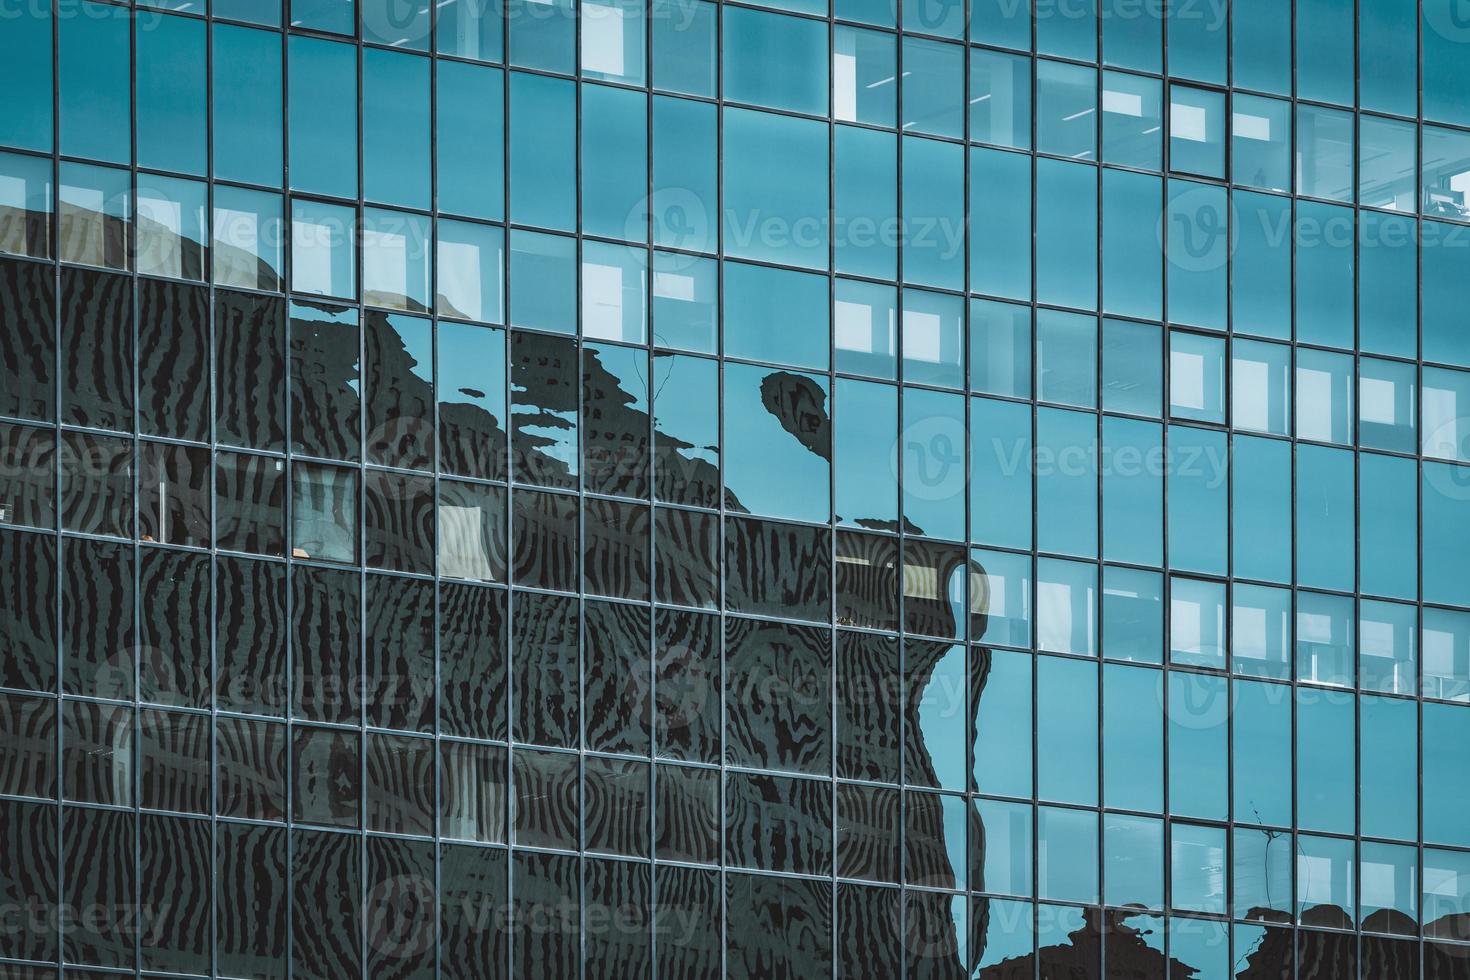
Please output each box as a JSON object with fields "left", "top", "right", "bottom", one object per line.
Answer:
{"left": 2, "top": 0, "right": 1470, "bottom": 977}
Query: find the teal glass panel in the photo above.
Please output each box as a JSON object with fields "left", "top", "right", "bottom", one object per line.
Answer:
{"left": 581, "top": 83, "right": 647, "bottom": 242}
{"left": 723, "top": 261, "right": 829, "bottom": 371}
{"left": 724, "top": 107, "right": 828, "bottom": 271}
{"left": 137, "top": 13, "right": 206, "bottom": 176}
{"left": 971, "top": 398, "right": 1032, "bottom": 551}
{"left": 1102, "top": 417, "right": 1163, "bottom": 568}
{"left": 214, "top": 25, "right": 283, "bottom": 188}
{"left": 1103, "top": 664, "right": 1163, "bottom": 812}
{"left": 1167, "top": 670, "right": 1227, "bottom": 820}
{"left": 289, "top": 36, "right": 358, "bottom": 199}
{"left": 437, "top": 61, "right": 504, "bottom": 221}
{"left": 1165, "top": 425, "right": 1226, "bottom": 575}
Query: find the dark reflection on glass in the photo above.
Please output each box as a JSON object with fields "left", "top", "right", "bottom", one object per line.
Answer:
{"left": 654, "top": 608, "right": 720, "bottom": 763}
{"left": 581, "top": 345, "right": 649, "bottom": 500}
{"left": 1033, "top": 905, "right": 1100, "bottom": 980}
{"left": 441, "top": 842, "right": 508, "bottom": 978}
{"left": 1232, "top": 922, "right": 1293, "bottom": 980}
{"left": 585, "top": 599, "right": 651, "bottom": 755}
{"left": 139, "top": 442, "right": 211, "bottom": 548}
{"left": 836, "top": 631, "right": 901, "bottom": 783}
{"left": 61, "top": 537, "right": 134, "bottom": 699}
{"left": 292, "top": 829, "right": 362, "bottom": 980}
{"left": 217, "top": 822, "right": 288, "bottom": 980}
{"left": 291, "top": 565, "right": 361, "bottom": 725}
{"left": 216, "top": 715, "right": 287, "bottom": 821}
{"left": 61, "top": 806, "right": 134, "bottom": 968}
{"left": 366, "top": 732, "right": 434, "bottom": 837}
{"left": 725, "top": 771, "right": 832, "bottom": 874}
{"left": 365, "top": 311, "right": 434, "bottom": 471}
{"left": 138, "top": 278, "right": 210, "bottom": 441}
{"left": 439, "top": 478, "right": 506, "bottom": 582}
{"left": 138, "top": 812, "right": 211, "bottom": 975}
{"left": 0, "top": 799, "right": 58, "bottom": 963}
{"left": 511, "top": 330, "right": 578, "bottom": 489}
{"left": 0, "top": 532, "right": 56, "bottom": 695}
{"left": 365, "top": 836, "right": 435, "bottom": 980}
{"left": 585, "top": 857, "right": 652, "bottom": 978}
{"left": 291, "top": 460, "right": 357, "bottom": 564}
{"left": 0, "top": 693, "right": 54, "bottom": 800}
{"left": 289, "top": 300, "right": 360, "bottom": 462}
{"left": 655, "top": 763, "right": 719, "bottom": 865}
{"left": 905, "top": 889, "right": 968, "bottom": 979}
{"left": 0, "top": 258, "right": 55, "bottom": 422}
{"left": 216, "top": 556, "right": 288, "bottom": 716}
{"left": 440, "top": 740, "right": 506, "bottom": 844}
{"left": 724, "top": 363, "right": 832, "bottom": 523}
{"left": 512, "top": 748, "right": 579, "bottom": 850}
{"left": 216, "top": 290, "right": 288, "bottom": 452}
{"left": 726, "top": 873, "right": 833, "bottom": 978}
{"left": 364, "top": 468, "right": 435, "bottom": 574}
{"left": 60, "top": 266, "right": 132, "bottom": 431}
{"left": 1361, "top": 936, "right": 1416, "bottom": 976}
{"left": 656, "top": 864, "right": 721, "bottom": 980}
{"left": 725, "top": 618, "right": 831, "bottom": 775}
{"left": 513, "top": 851, "right": 579, "bottom": 977}
{"left": 584, "top": 496, "right": 650, "bottom": 600}
{"left": 837, "top": 783, "right": 899, "bottom": 883}
{"left": 439, "top": 581, "right": 507, "bottom": 741}
{"left": 971, "top": 897, "right": 1034, "bottom": 977}
{"left": 439, "top": 320, "right": 508, "bottom": 481}
{"left": 137, "top": 708, "right": 209, "bottom": 814}
{"left": 1425, "top": 941, "right": 1470, "bottom": 980}
{"left": 724, "top": 515, "right": 830, "bottom": 622}
{"left": 905, "top": 791, "right": 969, "bottom": 894}
{"left": 838, "top": 883, "right": 901, "bottom": 978}
{"left": 366, "top": 573, "right": 435, "bottom": 732}
{"left": 906, "top": 640, "right": 969, "bottom": 791}
{"left": 216, "top": 451, "right": 287, "bottom": 556}
{"left": 512, "top": 488, "right": 578, "bottom": 592}
{"left": 652, "top": 352, "right": 721, "bottom": 509}
{"left": 292, "top": 726, "right": 360, "bottom": 829}
{"left": 653, "top": 505, "right": 717, "bottom": 608}
{"left": 836, "top": 530, "right": 900, "bottom": 631}
{"left": 904, "top": 539, "right": 969, "bottom": 640}
{"left": 0, "top": 423, "right": 55, "bottom": 531}
{"left": 511, "top": 590, "right": 578, "bottom": 748}
{"left": 585, "top": 755, "right": 650, "bottom": 858}
{"left": 59, "top": 430, "right": 131, "bottom": 538}
{"left": 1296, "top": 930, "right": 1354, "bottom": 978}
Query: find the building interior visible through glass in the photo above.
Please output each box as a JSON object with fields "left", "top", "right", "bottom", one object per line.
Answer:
{"left": 4, "top": 0, "right": 1470, "bottom": 976}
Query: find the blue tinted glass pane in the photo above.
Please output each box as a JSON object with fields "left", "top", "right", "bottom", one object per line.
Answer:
{"left": 1170, "top": 576, "right": 1225, "bottom": 670}
{"left": 1037, "top": 160, "right": 1097, "bottom": 311}
{"left": 1040, "top": 61, "right": 1098, "bottom": 155}
{"left": 1297, "top": 107, "right": 1355, "bottom": 204}
{"left": 1165, "top": 425, "right": 1226, "bottom": 575}
{"left": 1295, "top": 347, "right": 1353, "bottom": 444}
{"left": 508, "top": 230, "right": 576, "bottom": 333}
{"left": 59, "top": 162, "right": 131, "bottom": 270}
{"left": 580, "top": 240, "right": 646, "bottom": 344}
{"left": 1425, "top": 848, "right": 1470, "bottom": 936}
{"left": 970, "top": 49, "right": 1031, "bottom": 150}
{"left": 1038, "top": 807, "right": 1098, "bottom": 904}
{"left": 1230, "top": 338, "right": 1289, "bottom": 435}
{"left": 973, "top": 549, "right": 1032, "bottom": 650}
{"left": 970, "top": 148, "right": 1031, "bottom": 301}
{"left": 902, "top": 289, "right": 963, "bottom": 388}
{"left": 724, "top": 261, "right": 829, "bottom": 370}
{"left": 1295, "top": 445, "right": 1355, "bottom": 593}
{"left": 437, "top": 61, "right": 504, "bottom": 221}
{"left": 1424, "top": 2, "right": 1470, "bottom": 127}
{"left": 971, "top": 398, "right": 1032, "bottom": 551}
{"left": 1168, "top": 0, "right": 1227, "bottom": 82}
{"left": 1297, "top": 0, "right": 1354, "bottom": 104}
{"left": 1360, "top": 453, "right": 1417, "bottom": 600}
{"left": 1170, "top": 917, "right": 1228, "bottom": 980}
{"left": 1296, "top": 688, "right": 1355, "bottom": 834}
{"left": 1231, "top": 0, "right": 1290, "bottom": 93}
{"left": 1231, "top": 191, "right": 1290, "bottom": 339}
{"left": 1360, "top": 0, "right": 1416, "bottom": 114}
{"left": 363, "top": 0, "right": 432, "bottom": 47}
{"left": 1168, "top": 671, "right": 1227, "bottom": 819}
{"left": 976, "top": 801, "right": 1033, "bottom": 897}
{"left": 1036, "top": 558, "right": 1095, "bottom": 657}
{"left": 1166, "top": 180, "right": 1227, "bottom": 330}
{"left": 507, "top": 0, "right": 575, "bottom": 71}
{"left": 902, "top": 38, "right": 963, "bottom": 138}
{"left": 1424, "top": 607, "right": 1470, "bottom": 702}
{"left": 1232, "top": 679, "right": 1291, "bottom": 828}
{"left": 651, "top": 0, "right": 716, "bottom": 96}
{"left": 1102, "top": 170, "right": 1162, "bottom": 320}
{"left": 724, "top": 108, "right": 828, "bottom": 270}
{"left": 1360, "top": 599, "right": 1417, "bottom": 697}
{"left": 1360, "top": 842, "right": 1419, "bottom": 931}
{"left": 652, "top": 351, "right": 719, "bottom": 500}
{"left": 1358, "top": 211, "right": 1416, "bottom": 358}
{"left": 1425, "top": 462, "right": 1470, "bottom": 608}
{"left": 291, "top": 199, "right": 356, "bottom": 300}
{"left": 213, "top": 185, "right": 285, "bottom": 292}
{"left": 1106, "top": 813, "right": 1164, "bottom": 909}
{"left": 581, "top": 83, "right": 647, "bottom": 241}
{"left": 0, "top": 2, "right": 51, "bottom": 152}
{"left": 901, "top": 136, "right": 965, "bottom": 290}
{"left": 1103, "top": 664, "right": 1163, "bottom": 811}
{"left": 1102, "top": 566, "right": 1163, "bottom": 664}
{"left": 1231, "top": 95, "right": 1290, "bottom": 193}
{"left": 292, "top": 0, "right": 356, "bottom": 33}
{"left": 1101, "top": 319, "right": 1161, "bottom": 417}
{"left": 1169, "top": 85, "right": 1225, "bottom": 179}
{"left": 1296, "top": 591, "right": 1354, "bottom": 688}
{"left": 1424, "top": 366, "right": 1470, "bottom": 463}
{"left": 1101, "top": 417, "right": 1162, "bottom": 566}
{"left": 363, "top": 208, "right": 431, "bottom": 312}
{"left": 835, "top": 279, "right": 897, "bottom": 379}
{"left": 364, "top": 50, "right": 431, "bottom": 210}
{"left": 902, "top": 387, "right": 966, "bottom": 540}
{"left": 136, "top": 174, "right": 208, "bottom": 281}
{"left": 1361, "top": 695, "right": 1416, "bottom": 840}
{"left": 724, "top": 362, "right": 830, "bottom": 523}
{"left": 60, "top": 4, "right": 130, "bottom": 163}
{"left": 904, "top": 0, "right": 964, "bottom": 36}
{"left": 1172, "top": 823, "right": 1227, "bottom": 915}
{"left": 834, "top": 125, "right": 897, "bottom": 280}
{"left": 437, "top": 219, "right": 504, "bottom": 323}
{"left": 289, "top": 36, "right": 358, "bottom": 199}
{"left": 217, "top": 0, "right": 283, "bottom": 23}
{"left": 651, "top": 96, "right": 716, "bottom": 255}
{"left": 1425, "top": 702, "right": 1470, "bottom": 846}
{"left": 1360, "top": 115, "right": 1417, "bottom": 211}
{"left": 1036, "top": 408, "right": 1098, "bottom": 558}
{"left": 651, "top": 252, "right": 716, "bottom": 353}
{"left": 835, "top": 379, "right": 897, "bottom": 529}
{"left": 1036, "top": 0, "right": 1094, "bottom": 60}
{"left": 971, "top": 0, "right": 1030, "bottom": 49}
{"left": 1232, "top": 584, "right": 1290, "bottom": 680}
{"left": 723, "top": 7, "right": 826, "bottom": 116}
{"left": 214, "top": 25, "right": 283, "bottom": 187}
{"left": 136, "top": 14, "right": 206, "bottom": 175}
{"left": 1101, "top": 0, "right": 1161, "bottom": 71}
{"left": 436, "top": 0, "right": 502, "bottom": 61}
{"left": 1169, "top": 331, "right": 1225, "bottom": 424}
{"left": 970, "top": 300, "right": 1030, "bottom": 398}
{"left": 1101, "top": 72, "right": 1162, "bottom": 170}
{"left": 1232, "top": 827, "right": 1292, "bottom": 920}
{"left": 509, "top": 73, "right": 575, "bottom": 231}
{"left": 834, "top": 27, "right": 895, "bottom": 128}
{"left": 1424, "top": 220, "right": 1470, "bottom": 367}
{"left": 973, "top": 648, "right": 1032, "bottom": 796}
{"left": 582, "top": 0, "right": 644, "bottom": 84}
{"left": 1295, "top": 203, "right": 1356, "bottom": 348}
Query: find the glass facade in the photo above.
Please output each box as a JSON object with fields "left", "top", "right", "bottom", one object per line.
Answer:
{"left": 0, "top": 0, "right": 1469, "bottom": 977}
